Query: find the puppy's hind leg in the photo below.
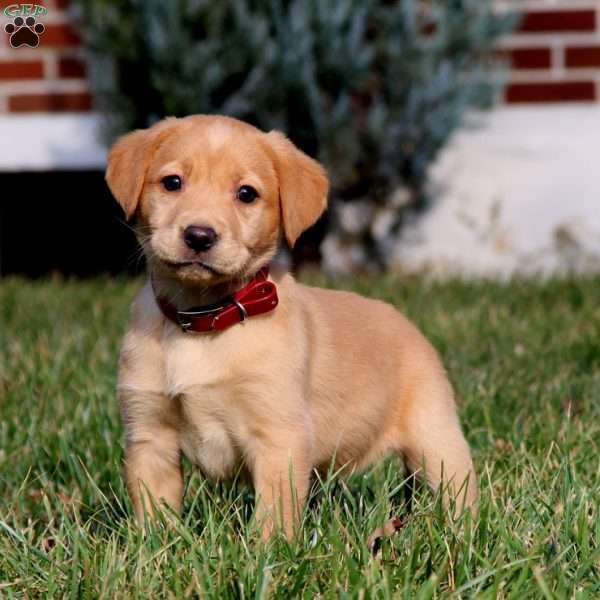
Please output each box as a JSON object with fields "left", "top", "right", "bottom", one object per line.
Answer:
{"left": 398, "top": 378, "right": 477, "bottom": 515}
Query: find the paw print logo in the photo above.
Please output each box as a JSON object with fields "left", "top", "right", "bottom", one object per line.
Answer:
{"left": 5, "top": 16, "right": 45, "bottom": 48}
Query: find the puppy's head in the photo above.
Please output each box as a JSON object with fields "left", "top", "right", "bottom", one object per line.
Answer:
{"left": 106, "top": 115, "right": 328, "bottom": 285}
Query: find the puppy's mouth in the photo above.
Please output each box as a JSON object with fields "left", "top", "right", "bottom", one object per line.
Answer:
{"left": 163, "top": 259, "right": 224, "bottom": 276}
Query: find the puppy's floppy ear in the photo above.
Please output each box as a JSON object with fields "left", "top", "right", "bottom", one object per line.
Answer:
{"left": 106, "top": 118, "right": 176, "bottom": 220}
{"left": 266, "top": 131, "right": 329, "bottom": 247}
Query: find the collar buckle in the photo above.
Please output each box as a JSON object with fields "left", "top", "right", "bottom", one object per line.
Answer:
{"left": 232, "top": 297, "right": 248, "bottom": 322}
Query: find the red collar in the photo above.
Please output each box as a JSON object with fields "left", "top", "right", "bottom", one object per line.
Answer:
{"left": 154, "top": 267, "right": 278, "bottom": 333}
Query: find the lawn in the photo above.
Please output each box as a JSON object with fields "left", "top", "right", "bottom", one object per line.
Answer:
{"left": 0, "top": 275, "right": 599, "bottom": 598}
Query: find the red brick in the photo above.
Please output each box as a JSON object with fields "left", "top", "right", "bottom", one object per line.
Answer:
{"left": 519, "top": 10, "right": 596, "bottom": 33}
{"left": 42, "top": 24, "right": 81, "bottom": 47}
{"left": 506, "top": 48, "right": 551, "bottom": 70}
{"left": 9, "top": 92, "right": 92, "bottom": 112}
{"left": 565, "top": 46, "right": 600, "bottom": 68}
{"left": 422, "top": 22, "right": 437, "bottom": 36}
{"left": 505, "top": 81, "right": 595, "bottom": 103}
{"left": 0, "top": 60, "right": 43, "bottom": 79}
{"left": 58, "top": 57, "right": 86, "bottom": 78}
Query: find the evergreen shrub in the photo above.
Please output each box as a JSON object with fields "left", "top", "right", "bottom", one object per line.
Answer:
{"left": 73, "top": 0, "right": 516, "bottom": 272}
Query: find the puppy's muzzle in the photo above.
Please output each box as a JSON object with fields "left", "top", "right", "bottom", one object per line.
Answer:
{"left": 183, "top": 225, "right": 218, "bottom": 252}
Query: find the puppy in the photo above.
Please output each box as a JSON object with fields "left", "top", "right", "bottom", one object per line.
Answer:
{"left": 106, "top": 115, "right": 476, "bottom": 539}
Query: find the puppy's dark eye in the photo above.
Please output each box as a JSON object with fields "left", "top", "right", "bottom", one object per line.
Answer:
{"left": 161, "top": 175, "right": 182, "bottom": 191}
{"left": 236, "top": 185, "right": 259, "bottom": 203}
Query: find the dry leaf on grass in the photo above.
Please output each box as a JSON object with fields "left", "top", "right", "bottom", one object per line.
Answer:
{"left": 28, "top": 489, "right": 80, "bottom": 506}
{"left": 56, "top": 492, "right": 78, "bottom": 506}
{"left": 560, "top": 397, "right": 583, "bottom": 417}
{"left": 367, "top": 516, "right": 405, "bottom": 554}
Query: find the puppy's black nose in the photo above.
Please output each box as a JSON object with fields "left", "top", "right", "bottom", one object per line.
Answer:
{"left": 183, "top": 225, "right": 218, "bottom": 252}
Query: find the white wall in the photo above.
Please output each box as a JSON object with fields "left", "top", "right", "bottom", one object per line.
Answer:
{"left": 0, "top": 113, "right": 105, "bottom": 171}
{"left": 395, "top": 105, "right": 600, "bottom": 277}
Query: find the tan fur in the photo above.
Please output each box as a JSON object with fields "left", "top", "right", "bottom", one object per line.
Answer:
{"left": 107, "top": 115, "right": 477, "bottom": 539}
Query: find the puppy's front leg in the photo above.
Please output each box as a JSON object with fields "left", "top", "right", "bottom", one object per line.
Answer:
{"left": 252, "top": 436, "right": 312, "bottom": 540}
{"left": 123, "top": 422, "right": 183, "bottom": 524}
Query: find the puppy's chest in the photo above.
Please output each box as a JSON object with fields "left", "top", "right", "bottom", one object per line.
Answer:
{"left": 178, "top": 397, "right": 241, "bottom": 480}
{"left": 164, "top": 336, "right": 248, "bottom": 480}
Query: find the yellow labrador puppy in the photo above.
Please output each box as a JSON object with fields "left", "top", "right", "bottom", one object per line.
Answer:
{"left": 107, "top": 115, "right": 476, "bottom": 539}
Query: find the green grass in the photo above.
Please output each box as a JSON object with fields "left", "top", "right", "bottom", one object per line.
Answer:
{"left": 1, "top": 275, "right": 599, "bottom": 599}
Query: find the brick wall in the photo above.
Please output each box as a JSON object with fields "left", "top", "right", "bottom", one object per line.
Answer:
{"left": 0, "top": 0, "right": 90, "bottom": 113}
{"left": 499, "top": 0, "right": 600, "bottom": 102}
{"left": 1, "top": 0, "right": 600, "bottom": 115}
